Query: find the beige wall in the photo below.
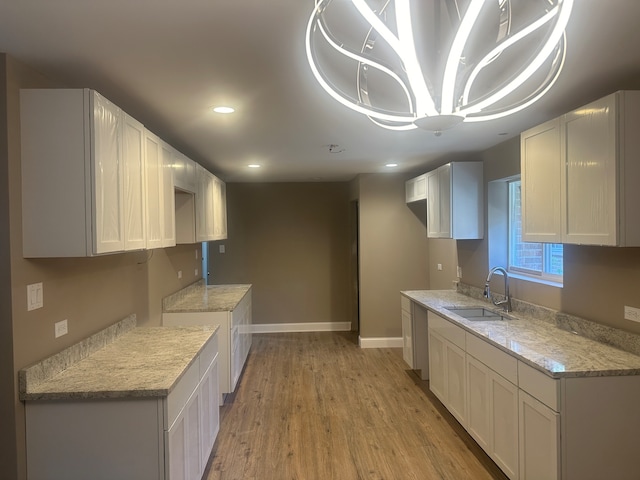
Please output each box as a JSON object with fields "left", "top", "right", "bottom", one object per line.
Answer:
{"left": 2, "top": 54, "right": 205, "bottom": 480}
{"left": 457, "top": 136, "right": 640, "bottom": 334}
{"left": 356, "top": 173, "right": 429, "bottom": 339}
{"left": 209, "top": 182, "right": 351, "bottom": 326}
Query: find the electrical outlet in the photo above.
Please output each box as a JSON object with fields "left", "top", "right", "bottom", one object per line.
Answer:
{"left": 437, "top": 263, "right": 443, "bottom": 271}
{"left": 195, "top": 268, "right": 199, "bottom": 277}
{"left": 55, "top": 319, "right": 68, "bottom": 338}
{"left": 219, "top": 244, "right": 225, "bottom": 254}
{"left": 624, "top": 306, "right": 640, "bottom": 322}
{"left": 457, "top": 266, "right": 462, "bottom": 278}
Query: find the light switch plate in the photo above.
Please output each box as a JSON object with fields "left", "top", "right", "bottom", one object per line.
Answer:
{"left": 27, "top": 283, "right": 43, "bottom": 311}
{"left": 219, "top": 244, "right": 225, "bottom": 254}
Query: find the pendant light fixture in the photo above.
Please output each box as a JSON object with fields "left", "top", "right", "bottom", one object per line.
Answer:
{"left": 305, "top": 0, "right": 574, "bottom": 131}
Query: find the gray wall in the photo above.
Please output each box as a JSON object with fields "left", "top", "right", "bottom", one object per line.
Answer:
{"left": 356, "top": 173, "right": 429, "bottom": 339}
{"left": 209, "top": 182, "right": 352, "bottom": 327}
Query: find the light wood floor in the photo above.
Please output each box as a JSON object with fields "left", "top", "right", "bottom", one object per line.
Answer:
{"left": 204, "top": 332, "right": 508, "bottom": 480}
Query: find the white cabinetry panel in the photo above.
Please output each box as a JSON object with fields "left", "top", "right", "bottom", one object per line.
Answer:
{"left": 21, "top": 89, "right": 135, "bottom": 257}
{"left": 521, "top": 90, "right": 640, "bottom": 246}
{"left": 426, "top": 162, "right": 483, "bottom": 239}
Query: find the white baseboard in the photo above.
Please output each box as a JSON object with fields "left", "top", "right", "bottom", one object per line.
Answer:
{"left": 359, "top": 337, "right": 403, "bottom": 349}
{"left": 251, "top": 322, "right": 352, "bottom": 333}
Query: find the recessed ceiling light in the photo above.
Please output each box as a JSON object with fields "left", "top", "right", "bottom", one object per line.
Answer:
{"left": 247, "top": 164, "right": 261, "bottom": 168}
{"left": 213, "top": 106, "right": 235, "bottom": 114}
{"left": 386, "top": 163, "right": 398, "bottom": 167}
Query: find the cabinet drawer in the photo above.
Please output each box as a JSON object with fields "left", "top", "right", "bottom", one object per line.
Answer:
{"left": 518, "top": 361, "right": 560, "bottom": 411}
{"left": 401, "top": 295, "right": 411, "bottom": 313}
{"left": 199, "top": 332, "right": 218, "bottom": 378}
{"left": 166, "top": 359, "right": 199, "bottom": 429}
{"left": 466, "top": 333, "right": 518, "bottom": 384}
{"left": 428, "top": 312, "right": 465, "bottom": 349}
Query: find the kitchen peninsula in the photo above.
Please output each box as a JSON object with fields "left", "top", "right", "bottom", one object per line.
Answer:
{"left": 163, "top": 281, "right": 252, "bottom": 400}
{"left": 20, "top": 315, "right": 219, "bottom": 480}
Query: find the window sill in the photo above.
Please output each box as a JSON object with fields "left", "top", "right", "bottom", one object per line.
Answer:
{"left": 508, "top": 271, "right": 563, "bottom": 289}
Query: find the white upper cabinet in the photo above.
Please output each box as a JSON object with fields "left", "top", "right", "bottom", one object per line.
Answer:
{"left": 521, "top": 91, "right": 640, "bottom": 246}
{"left": 21, "top": 89, "right": 132, "bottom": 257}
{"left": 173, "top": 152, "right": 197, "bottom": 194}
{"left": 426, "top": 162, "right": 483, "bottom": 239}
{"left": 405, "top": 174, "right": 427, "bottom": 203}
{"left": 195, "top": 164, "right": 227, "bottom": 242}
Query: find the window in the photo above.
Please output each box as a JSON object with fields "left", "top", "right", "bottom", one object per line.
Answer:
{"left": 508, "top": 180, "right": 563, "bottom": 282}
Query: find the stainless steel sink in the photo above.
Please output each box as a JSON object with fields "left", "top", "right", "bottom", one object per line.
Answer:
{"left": 444, "top": 306, "right": 509, "bottom": 321}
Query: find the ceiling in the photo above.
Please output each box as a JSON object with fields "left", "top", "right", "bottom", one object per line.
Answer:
{"left": 1, "top": 0, "right": 640, "bottom": 182}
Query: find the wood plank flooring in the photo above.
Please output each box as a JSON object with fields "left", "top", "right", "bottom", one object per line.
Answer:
{"left": 204, "top": 332, "right": 508, "bottom": 480}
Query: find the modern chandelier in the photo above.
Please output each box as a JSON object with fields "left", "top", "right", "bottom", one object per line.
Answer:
{"left": 305, "top": 0, "right": 574, "bottom": 131}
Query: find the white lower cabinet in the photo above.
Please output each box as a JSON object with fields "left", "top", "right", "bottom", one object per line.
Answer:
{"left": 25, "top": 332, "right": 219, "bottom": 480}
{"left": 428, "top": 312, "right": 467, "bottom": 426}
{"left": 519, "top": 390, "right": 559, "bottom": 480}
{"left": 164, "top": 288, "right": 252, "bottom": 399}
{"left": 466, "top": 352, "right": 519, "bottom": 480}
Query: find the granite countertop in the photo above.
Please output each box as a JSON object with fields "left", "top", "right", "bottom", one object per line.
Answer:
{"left": 20, "top": 317, "right": 218, "bottom": 401}
{"left": 163, "top": 281, "right": 251, "bottom": 313}
{"left": 402, "top": 290, "right": 640, "bottom": 379}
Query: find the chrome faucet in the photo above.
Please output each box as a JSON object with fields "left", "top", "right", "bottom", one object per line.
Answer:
{"left": 484, "top": 266, "right": 512, "bottom": 312}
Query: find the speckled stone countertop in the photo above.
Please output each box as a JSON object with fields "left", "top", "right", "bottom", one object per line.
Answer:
{"left": 163, "top": 280, "right": 251, "bottom": 313}
{"left": 20, "top": 316, "right": 218, "bottom": 401}
{"left": 402, "top": 289, "right": 640, "bottom": 379}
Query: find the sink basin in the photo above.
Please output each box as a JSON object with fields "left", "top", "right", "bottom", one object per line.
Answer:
{"left": 444, "top": 306, "right": 508, "bottom": 321}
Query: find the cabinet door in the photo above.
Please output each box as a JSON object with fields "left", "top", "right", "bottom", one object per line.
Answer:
{"left": 519, "top": 390, "right": 560, "bottom": 480}
{"left": 212, "top": 176, "right": 227, "bottom": 240}
{"left": 122, "top": 114, "right": 147, "bottom": 250}
{"left": 145, "top": 130, "right": 164, "bottom": 249}
{"left": 491, "top": 373, "right": 519, "bottom": 480}
{"left": 167, "top": 413, "right": 187, "bottom": 480}
{"left": 445, "top": 340, "right": 466, "bottom": 426}
{"left": 195, "top": 165, "right": 214, "bottom": 242}
{"left": 406, "top": 174, "right": 427, "bottom": 202}
{"left": 167, "top": 387, "right": 203, "bottom": 480}
{"left": 563, "top": 94, "right": 617, "bottom": 245}
{"left": 428, "top": 330, "right": 446, "bottom": 403}
{"left": 466, "top": 355, "right": 491, "bottom": 452}
{"left": 161, "top": 142, "right": 177, "bottom": 247}
{"left": 438, "top": 164, "right": 452, "bottom": 238}
{"left": 174, "top": 153, "right": 197, "bottom": 194}
{"left": 91, "top": 91, "right": 125, "bottom": 254}
{"left": 426, "top": 170, "right": 440, "bottom": 237}
{"left": 402, "top": 308, "right": 414, "bottom": 369}
{"left": 200, "top": 360, "right": 220, "bottom": 469}
{"left": 521, "top": 118, "right": 563, "bottom": 243}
